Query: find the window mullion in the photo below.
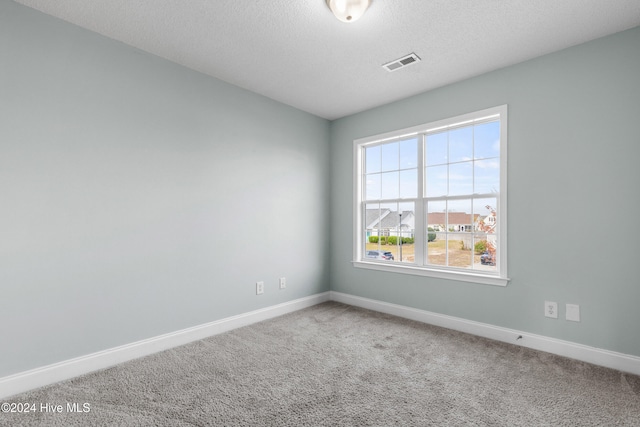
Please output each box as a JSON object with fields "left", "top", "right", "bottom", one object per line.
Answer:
{"left": 355, "top": 146, "right": 365, "bottom": 261}
{"left": 414, "top": 134, "right": 425, "bottom": 266}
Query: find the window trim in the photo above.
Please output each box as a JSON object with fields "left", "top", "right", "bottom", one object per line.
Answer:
{"left": 352, "top": 105, "right": 510, "bottom": 286}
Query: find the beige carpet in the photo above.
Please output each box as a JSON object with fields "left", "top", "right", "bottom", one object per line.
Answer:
{"left": 2, "top": 301, "right": 639, "bottom": 426}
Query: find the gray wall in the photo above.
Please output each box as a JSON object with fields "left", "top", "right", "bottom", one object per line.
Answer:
{"left": 330, "top": 26, "right": 640, "bottom": 357}
{"left": 0, "top": 1, "right": 330, "bottom": 377}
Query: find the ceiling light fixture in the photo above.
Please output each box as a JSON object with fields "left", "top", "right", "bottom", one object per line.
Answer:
{"left": 326, "top": 0, "right": 371, "bottom": 23}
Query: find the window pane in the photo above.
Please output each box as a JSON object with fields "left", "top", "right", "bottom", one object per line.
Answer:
{"left": 447, "top": 199, "right": 474, "bottom": 268}
{"left": 365, "top": 203, "right": 381, "bottom": 253}
{"left": 425, "top": 165, "right": 447, "bottom": 197}
{"left": 381, "top": 142, "right": 399, "bottom": 172}
{"left": 474, "top": 159, "right": 499, "bottom": 194}
{"left": 380, "top": 203, "right": 397, "bottom": 216}
{"left": 365, "top": 203, "right": 393, "bottom": 255}
{"left": 427, "top": 237, "right": 446, "bottom": 266}
{"left": 426, "top": 201, "right": 446, "bottom": 231}
{"left": 399, "top": 169, "right": 417, "bottom": 199}
{"left": 426, "top": 132, "right": 447, "bottom": 166}
{"left": 473, "top": 198, "right": 497, "bottom": 234}
{"left": 365, "top": 173, "right": 380, "bottom": 200}
{"left": 367, "top": 202, "right": 415, "bottom": 264}
{"left": 473, "top": 233, "right": 497, "bottom": 271}
{"left": 365, "top": 203, "right": 402, "bottom": 263}
{"left": 426, "top": 201, "right": 446, "bottom": 266}
{"left": 449, "top": 126, "right": 473, "bottom": 163}
{"left": 447, "top": 199, "right": 472, "bottom": 232}
{"left": 365, "top": 145, "right": 381, "bottom": 174}
{"left": 448, "top": 233, "right": 472, "bottom": 269}
{"left": 473, "top": 199, "right": 497, "bottom": 271}
{"left": 474, "top": 121, "right": 500, "bottom": 160}
{"left": 449, "top": 162, "right": 473, "bottom": 196}
{"left": 426, "top": 200, "right": 475, "bottom": 268}
{"left": 396, "top": 202, "right": 415, "bottom": 264}
{"left": 400, "top": 138, "right": 418, "bottom": 169}
{"left": 381, "top": 171, "right": 399, "bottom": 199}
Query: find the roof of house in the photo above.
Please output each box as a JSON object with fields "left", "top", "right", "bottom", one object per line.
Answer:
{"left": 366, "top": 209, "right": 414, "bottom": 229}
{"left": 427, "top": 212, "right": 479, "bottom": 225}
{"left": 365, "top": 208, "right": 391, "bottom": 229}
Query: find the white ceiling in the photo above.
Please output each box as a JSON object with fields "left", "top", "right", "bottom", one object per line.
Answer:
{"left": 13, "top": 0, "right": 640, "bottom": 120}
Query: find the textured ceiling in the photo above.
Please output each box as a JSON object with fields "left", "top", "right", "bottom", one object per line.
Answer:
{"left": 13, "top": 0, "right": 640, "bottom": 120}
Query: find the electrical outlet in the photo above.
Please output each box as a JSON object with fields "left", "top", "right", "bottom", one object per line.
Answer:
{"left": 545, "top": 301, "right": 558, "bottom": 319}
{"left": 566, "top": 304, "right": 580, "bottom": 322}
{"left": 256, "top": 281, "right": 264, "bottom": 295}
{"left": 279, "top": 277, "right": 286, "bottom": 289}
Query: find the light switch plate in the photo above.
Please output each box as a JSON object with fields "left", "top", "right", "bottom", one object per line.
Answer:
{"left": 566, "top": 304, "right": 580, "bottom": 322}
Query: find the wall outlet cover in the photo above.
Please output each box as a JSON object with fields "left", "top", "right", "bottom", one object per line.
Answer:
{"left": 545, "top": 301, "right": 558, "bottom": 319}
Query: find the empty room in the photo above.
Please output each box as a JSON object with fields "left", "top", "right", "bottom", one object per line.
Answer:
{"left": 1, "top": 0, "right": 640, "bottom": 425}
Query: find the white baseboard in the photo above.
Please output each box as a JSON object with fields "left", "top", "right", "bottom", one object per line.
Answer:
{"left": 0, "top": 292, "right": 331, "bottom": 399}
{"left": 330, "top": 291, "right": 640, "bottom": 376}
{"left": 4, "top": 290, "right": 637, "bottom": 400}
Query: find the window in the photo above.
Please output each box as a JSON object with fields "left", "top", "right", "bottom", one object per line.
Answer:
{"left": 353, "top": 105, "right": 509, "bottom": 286}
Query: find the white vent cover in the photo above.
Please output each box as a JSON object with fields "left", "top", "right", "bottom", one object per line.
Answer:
{"left": 383, "top": 53, "right": 421, "bottom": 72}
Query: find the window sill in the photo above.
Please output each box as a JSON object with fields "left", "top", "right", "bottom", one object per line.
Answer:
{"left": 352, "top": 261, "right": 510, "bottom": 287}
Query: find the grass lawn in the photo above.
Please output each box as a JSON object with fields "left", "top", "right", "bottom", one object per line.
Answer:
{"left": 366, "top": 242, "right": 415, "bottom": 262}
{"left": 366, "top": 240, "right": 491, "bottom": 269}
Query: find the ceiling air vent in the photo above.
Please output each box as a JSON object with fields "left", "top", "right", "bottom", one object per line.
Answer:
{"left": 383, "top": 53, "right": 421, "bottom": 72}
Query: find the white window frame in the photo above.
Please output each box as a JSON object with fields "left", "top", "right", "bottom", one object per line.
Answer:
{"left": 352, "top": 105, "right": 509, "bottom": 286}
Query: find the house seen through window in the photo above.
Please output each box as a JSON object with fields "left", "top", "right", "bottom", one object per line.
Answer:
{"left": 354, "top": 105, "right": 508, "bottom": 286}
